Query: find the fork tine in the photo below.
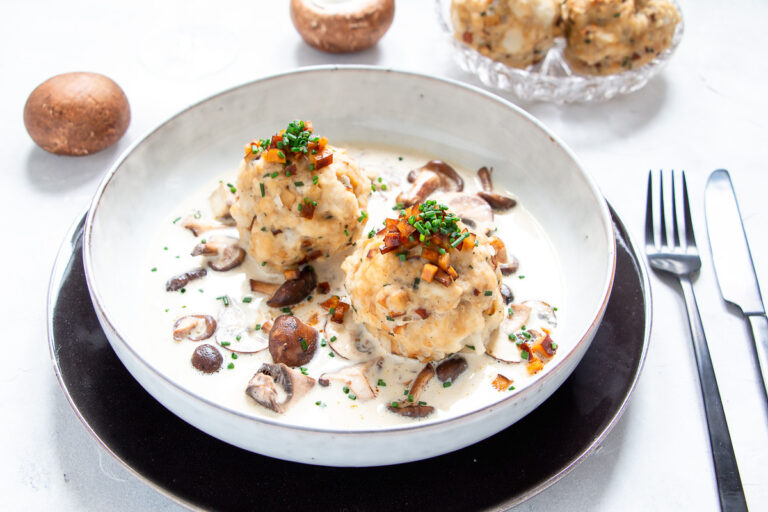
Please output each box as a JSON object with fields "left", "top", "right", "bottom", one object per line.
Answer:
{"left": 645, "top": 171, "right": 655, "bottom": 247}
{"left": 671, "top": 170, "right": 681, "bottom": 247}
{"left": 659, "top": 170, "right": 668, "bottom": 247}
{"left": 682, "top": 171, "right": 696, "bottom": 247}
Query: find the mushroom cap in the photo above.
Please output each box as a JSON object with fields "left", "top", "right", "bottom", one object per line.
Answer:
{"left": 246, "top": 363, "right": 316, "bottom": 413}
{"left": 290, "top": 0, "right": 395, "bottom": 53}
{"left": 269, "top": 315, "right": 318, "bottom": 367}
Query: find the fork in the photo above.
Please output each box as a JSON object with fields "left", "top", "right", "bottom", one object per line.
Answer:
{"left": 645, "top": 170, "right": 747, "bottom": 512}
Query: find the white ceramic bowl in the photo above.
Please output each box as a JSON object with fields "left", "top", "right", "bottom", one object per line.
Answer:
{"left": 84, "top": 66, "right": 616, "bottom": 466}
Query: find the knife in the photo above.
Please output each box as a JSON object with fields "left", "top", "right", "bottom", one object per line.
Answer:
{"left": 705, "top": 169, "right": 768, "bottom": 400}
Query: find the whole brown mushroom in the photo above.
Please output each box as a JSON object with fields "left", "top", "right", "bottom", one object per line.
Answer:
{"left": 23, "top": 72, "right": 130, "bottom": 155}
{"left": 290, "top": 0, "right": 395, "bottom": 53}
{"left": 269, "top": 315, "right": 318, "bottom": 367}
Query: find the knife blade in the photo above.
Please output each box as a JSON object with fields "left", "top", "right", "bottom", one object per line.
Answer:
{"left": 705, "top": 168, "right": 768, "bottom": 399}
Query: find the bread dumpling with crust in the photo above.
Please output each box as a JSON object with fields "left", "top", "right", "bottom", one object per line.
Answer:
{"left": 230, "top": 121, "right": 370, "bottom": 270}
{"left": 562, "top": 0, "right": 680, "bottom": 75}
{"left": 451, "top": 0, "right": 564, "bottom": 69}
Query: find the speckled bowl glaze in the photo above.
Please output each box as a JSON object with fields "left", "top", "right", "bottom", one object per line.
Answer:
{"left": 83, "top": 66, "right": 616, "bottom": 466}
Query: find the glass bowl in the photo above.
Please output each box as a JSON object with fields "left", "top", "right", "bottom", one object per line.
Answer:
{"left": 435, "top": 0, "right": 684, "bottom": 103}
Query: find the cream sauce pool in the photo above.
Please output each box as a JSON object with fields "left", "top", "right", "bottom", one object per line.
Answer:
{"left": 142, "top": 145, "right": 565, "bottom": 429}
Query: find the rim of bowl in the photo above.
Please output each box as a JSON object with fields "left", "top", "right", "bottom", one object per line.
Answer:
{"left": 83, "top": 64, "right": 617, "bottom": 436}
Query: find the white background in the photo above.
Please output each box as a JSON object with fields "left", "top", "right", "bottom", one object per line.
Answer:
{"left": 2, "top": 0, "right": 767, "bottom": 510}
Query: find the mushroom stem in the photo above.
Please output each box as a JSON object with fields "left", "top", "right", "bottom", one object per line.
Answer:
{"left": 477, "top": 166, "right": 493, "bottom": 192}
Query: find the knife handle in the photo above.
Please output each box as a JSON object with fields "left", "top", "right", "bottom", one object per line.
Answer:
{"left": 679, "top": 276, "right": 748, "bottom": 512}
{"left": 747, "top": 314, "right": 768, "bottom": 401}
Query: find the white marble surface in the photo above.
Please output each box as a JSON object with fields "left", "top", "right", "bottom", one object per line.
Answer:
{"left": 2, "top": 0, "right": 767, "bottom": 510}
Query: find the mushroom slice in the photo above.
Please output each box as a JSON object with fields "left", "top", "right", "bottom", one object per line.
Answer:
{"left": 396, "top": 169, "right": 441, "bottom": 207}
{"left": 477, "top": 166, "right": 493, "bottom": 192}
{"left": 478, "top": 191, "right": 517, "bottom": 211}
{"left": 165, "top": 268, "right": 207, "bottom": 292}
{"left": 500, "top": 255, "right": 520, "bottom": 275}
{"left": 209, "top": 182, "right": 236, "bottom": 223}
{"left": 181, "top": 214, "right": 229, "bottom": 236}
{"left": 434, "top": 192, "right": 495, "bottom": 235}
{"left": 387, "top": 403, "right": 435, "bottom": 418}
{"left": 318, "top": 360, "right": 378, "bottom": 401}
{"left": 173, "top": 314, "right": 216, "bottom": 341}
{"left": 266, "top": 266, "right": 317, "bottom": 307}
{"left": 249, "top": 280, "right": 281, "bottom": 296}
{"left": 245, "top": 363, "right": 316, "bottom": 414}
{"left": 523, "top": 300, "right": 558, "bottom": 328}
{"left": 409, "top": 363, "right": 435, "bottom": 402}
{"left": 500, "top": 283, "right": 514, "bottom": 304}
{"left": 486, "top": 304, "right": 532, "bottom": 363}
{"left": 323, "top": 316, "right": 378, "bottom": 362}
{"left": 435, "top": 356, "right": 468, "bottom": 384}
{"left": 215, "top": 302, "right": 269, "bottom": 353}
{"left": 397, "top": 160, "right": 465, "bottom": 207}
{"left": 191, "top": 236, "right": 246, "bottom": 271}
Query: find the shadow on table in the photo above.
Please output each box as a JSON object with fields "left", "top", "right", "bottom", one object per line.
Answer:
{"left": 292, "top": 41, "right": 384, "bottom": 68}
{"left": 24, "top": 143, "right": 123, "bottom": 194}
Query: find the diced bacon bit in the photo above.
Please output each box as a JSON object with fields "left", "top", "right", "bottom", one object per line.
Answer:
{"left": 437, "top": 252, "right": 450, "bottom": 271}
{"left": 380, "top": 231, "right": 403, "bottom": 254}
{"left": 388, "top": 311, "right": 406, "bottom": 318}
{"left": 421, "top": 247, "right": 440, "bottom": 263}
{"left": 463, "top": 31, "right": 473, "bottom": 44}
{"left": 264, "top": 148, "right": 286, "bottom": 163}
{"left": 461, "top": 232, "right": 476, "bottom": 252}
{"left": 532, "top": 333, "right": 557, "bottom": 359}
{"left": 317, "top": 282, "right": 330, "bottom": 294}
{"left": 421, "top": 263, "right": 438, "bottom": 283}
{"left": 434, "top": 269, "right": 453, "bottom": 287}
{"left": 310, "top": 148, "right": 334, "bottom": 170}
{"left": 301, "top": 239, "right": 312, "bottom": 248}
{"left": 414, "top": 308, "right": 429, "bottom": 319}
{"left": 492, "top": 374, "right": 513, "bottom": 392}
{"left": 284, "top": 269, "right": 301, "bottom": 280}
{"left": 473, "top": 289, "right": 480, "bottom": 296}
{"left": 447, "top": 266, "right": 458, "bottom": 279}
{"left": 284, "top": 163, "right": 297, "bottom": 176}
{"left": 299, "top": 199, "right": 316, "bottom": 219}
{"left": 527, "top": 357, "right": 544, "bottom": 375}
{"left": 320, "top": 296, "right": 350, "bottom": 323}
{"left": 306, "top": 312, "right": 319, "bottom": 326}
{"left": 262, "top": 320, "right": 273, "bottom": 332}
{"left": 393, "top": 325, "right": 405, "bottom": 335}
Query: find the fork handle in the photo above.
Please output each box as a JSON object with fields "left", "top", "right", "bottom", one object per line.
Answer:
{"left": 679, "top": 275, "right": 748, "bottom": 512}
{"left": 746, "top": 314, "right": 768, "bottom": 401}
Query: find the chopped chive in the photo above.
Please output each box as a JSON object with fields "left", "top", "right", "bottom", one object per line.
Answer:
{"left": 467, "top": 345, "right": 475, "bottom": 350}
{"left": 342, "top": 386, "right": 350, "bottom": 394}
{"left": 377, "top": 379, "right": 386, "bottom": 386}
{"left": 231, "top": 353, "right": 238, "bottom": 359}
{"left": 484, "top": 290, "right": 493, "bottom": 296}
{"left": 508, "top": 385, "right": 516, "bottom": 391}
{"left": 270, "top": 171, "right": 278, "bottom": 178}
{"left": 368, "top": 229, "right": 376, "bottom": 239}
{"left": 227, "top": 363, "right": 235, "bottom": 369}
{"left": 151, "top": 267, "right": 157, "bottom": 272}
{"left": 255, "top": 324, "right": 261, "bottom": 330}
{"left": 330, "top": 336, "right": 337, "bottom": 342}
{"left": 242, "top": 296, "right": 252, "bottom": 303}
{"left": 221, "top": 341, "right": 231, "bottom": 346}
{"left": 418, "top": 401, "right": 427, "bottom": 406}
{"left": 443, "top": 382, "right": 452, "bottom": 388}
{"left": 328, "top": 352, "right": 335, "bottom": 357}
{"left": 172, "top": 216, "right": 181, "bottom": 224}
{"left": 521, "top": 351, "right": 529, "bottom": 360}
{"left": 260, "top": 182, "right": 265, "bottom": 197}
{"left": 299, "top": 337, "right": 308, "bottom": 351}
{"left": 281, "top": 307, "right": 292, "bottom": 314}
{"left": 391, "top": 401, "right": 399, "bottom": 408}
{"left": 294, "top": 181, "right": 304, "bottom": 187}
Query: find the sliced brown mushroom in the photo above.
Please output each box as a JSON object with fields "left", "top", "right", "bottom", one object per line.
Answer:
{"left": 173, "top": 314, "right": 216, "bottom": 341}
{"left": 269, "top": 315, "right": 318, "bottom": 367}
{"left": 323, "top": 316, "right": 378, "bottom": 362}
{"left": 245, "top": 363, "right": 316, "bottom": 414}
{"left": 318, "top": 359, "right": 378, "bottom": 401}
{"left": 398, "top": 160, "right": 464, "bottom": 206}
{"left": 250, "top": 280, "right": 281, "bottom": 296}
{"left": 215, "top": 302, "right": 269, "bottom": 353}
{"left": 266, "top": 266, "right": 317, "bottom": 307}
{"left": 435, "top": 356, "right": 468, "bottom": 383}
{"left": 387, "top": 363, "right": 437, "bottom": 418}
{"left": 475, "top": 166, "right": 517, "bottom": 211}
{"left": 500, "top": 283, "right": 514, "bottom": 304}
{"left": 409, "top": 363, "right": 435, "bottom": 401}
{"left": 165, "top": 268, "right": 207, "bottom": 292}
{"left": 478, "top": 191, "right": 517, "bottom": 211}
{"left": 191, "top": 236, "right": 245, "bottom": 271}
{"left": 181, "top": 214, "right": 229, "bottom": 236}
{"left": 486, "top": 304, "right": 532, "bottom": 363}
{"left": 477, "top": 166, "right": 493, "bottom": 192}
{"left": 387, "top": 404, "right": 434, "bottom": 418}
{"left": 208, "top": 182, "right": 236, "bottom": 224}
{"left": 523, "top": 300, "right": 558, "bottom": 328}
{"left": 500, "top": 255, "right": 520, "bottom": 275}
{"left": 191, "top": 344, "right": 223, "bottom": 373}
{"left": 434, "top": 192, "right": 495, "bottom": 235}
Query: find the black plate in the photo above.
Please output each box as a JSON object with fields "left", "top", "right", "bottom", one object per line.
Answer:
{"left": 48, "top": 207, "right": 650, "bottom": 511}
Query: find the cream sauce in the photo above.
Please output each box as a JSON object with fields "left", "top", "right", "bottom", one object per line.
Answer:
{"left": 141, "top": 145, "right": 564, "bottom": 429}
